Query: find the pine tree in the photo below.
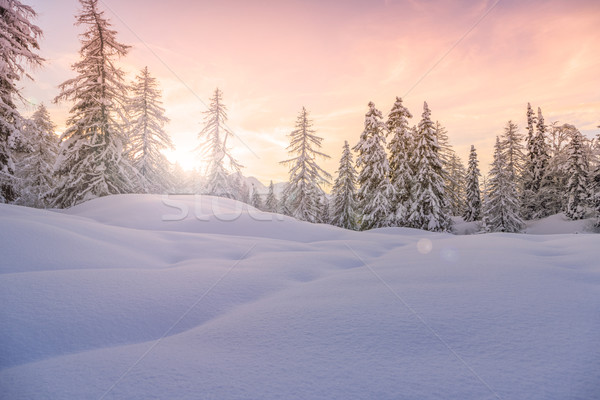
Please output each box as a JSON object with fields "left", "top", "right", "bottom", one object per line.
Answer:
{"left": 278, "top": 187, "right": 291, "bottom": 216}
{"left": 500, "top": 120, "right": 525, "bottom": 184}
{"left": 435, "top": 121, "right": 453, "bottom": 169}
{"left": 49, "top": 0, "right": 133, "bottom": 208}
{"left": 522, "top": 105, "right": 552, "bottom": 219}
{"left": 238, "top": 178, "right": 250, "bottom": 204}
{"left": 463, "top": 145, "right": 481, "bottom": 222}
{"left": 169, "top": 162, "right": 189, "bottom": 193}
{"left": 386, "top": 96, "right": 413, "bottom": 226}
{"left": 280, "top": 107, "right": 331, "bottom": 223}
{"left": 331, "top": 141, "right": 358, "bottom": 230}
{"left": 564, "top": 129, "right": 589, "bottom": 220}
{"left": 317, "top": 194, "right": 330, "bottom": 224}
{"left": 354, "top": 102, "right": 393, "bottom": 230}
{"left": 521, "top": 103, "right": 537, "bottom": 217}
{"left": 14, "top": 104, "right": 58, "bottom": 208}
{"left": 127, "top": 66, "right": 174, "bottom": 193}
{"left": 483, "top": 137, "right": 523, "bottom": 233}
{"left": 525, "top": 103, "right": 537, "bottom": 174}
{"left": 264, "top": 180, "right": 278, "bottom": 212}
{"left": 0, "top": 0, "right": 43, "bottom": 203}
{"left": 531, "top": 107, "right": 554, "bottom": 218}
{"left": 435, "top": 121, "right": 464, "bottom": 216}
{"left": 446, "top": 152, "right": 466, "bottom": 216}
{"left": 407, "top": 102, "right": 451, "bottom": 232}
{"left": 250, "top": 184, "right": 263, "bottom": 210}
{"left": 197, "top": 88, "right": 241, "bottom": 198}
{"left": 591, "top": 162, "right": 600, "bottom": 228}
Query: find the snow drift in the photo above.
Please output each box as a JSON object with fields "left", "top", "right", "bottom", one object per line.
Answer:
{"left": 1, "top": 194, "right": 599, "bottom": 400}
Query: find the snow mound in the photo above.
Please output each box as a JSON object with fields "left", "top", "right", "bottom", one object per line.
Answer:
{"left": 61, "top": 194, "right": 351, "bottom": 242}
{"left": 1, "top": 194, "right": 599, "bottom": 400}
{"left": 524, "top": 212, "right": 596, "bottom": 234}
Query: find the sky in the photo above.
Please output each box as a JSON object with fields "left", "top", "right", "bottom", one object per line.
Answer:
{"left": 20, "top": 0, "right": 600, "bottom": 184}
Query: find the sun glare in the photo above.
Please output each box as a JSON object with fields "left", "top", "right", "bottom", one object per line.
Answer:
{"left": 163, "top": 148, "right": 205, "bottom": 172}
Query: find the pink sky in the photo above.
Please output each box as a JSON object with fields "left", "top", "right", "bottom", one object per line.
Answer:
{"left": 22, "top": 0, "right": 600, "bottom": 184}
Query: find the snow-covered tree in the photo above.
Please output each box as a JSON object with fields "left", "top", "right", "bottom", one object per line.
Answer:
{"left": 591, "top": 161, "right": 600, "bottom": 228}
{"left": 317, "top": 195, "right": 330, "bottom": 224}
{"left": 0, "top": 0, "right": 43, "bottom": 203}
{"left": 14, "top": 104, "right": 58, "bottom": 207}
{"left": 264, "top": 180, "right": 278, "bottom": 212}
{"left": 446, "top": 152, "right": 466, "bottom": 216}
{"left": 127, "top": 66, "right": 174, "bottom": 193}
{"left": 197, "top": 88, "right": 241, "bottom": 198}
{"left": 331, "top": 140, "right": 357, "bottom": 230}
{"left": 483, "top": 137, "right": 523, "bottom": 233}
{"left": 278, "top": 187, "right": 291, "bottom": 216}
{"left": 238, "top": 177, "right": 250, "bottom": 204}
{"left": 564, "top": 128, "right": 589, "bottom": 220}
{"left": 463, "top": 145, "right": 481, "bottom": 222}
{"left": 522, "top": 105, "right": 551, "bottom": 219}
{"left": 386, "top": 96, "right": 413, "bottom": 226}
{"left": 354, "top": 102, "right": 393, "bottom": 230}
{"left": 49, "top": 0, "right": 134, "bottom": 208}
{"left": 250, "top": 184, "right": 263, "bottom": 210}
{"left": 500, "top": 120, "right": 525, "bottom": 184}
{"left": 169, "top": 162, "right": 192, "bottom": 193}
{"left": 407, "top": 102, "right": 451, "bottom": 232}
{"left": 435, "top": 121, "right": 453, "bottom": 168}
{"left": 280, "top": 107, "right": 331, "bottom": 223}
{"left": 435, "top": 121, "right": 464, "bottom": 216}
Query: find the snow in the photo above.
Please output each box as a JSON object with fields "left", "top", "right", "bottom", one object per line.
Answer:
{"left": 1, "top": 194, "right": 599, "bottom": 399}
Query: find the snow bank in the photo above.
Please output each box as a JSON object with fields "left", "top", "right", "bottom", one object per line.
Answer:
{"left": 1, "top": 195, "right": 599, "bottom": 400}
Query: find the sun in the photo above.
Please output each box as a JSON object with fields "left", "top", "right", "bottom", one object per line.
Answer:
{"left": 163, "top": 148, "right": 206, "bottom": 172}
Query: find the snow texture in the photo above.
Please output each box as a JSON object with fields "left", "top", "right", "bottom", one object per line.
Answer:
{"left": 1, "top": 194, "right": 599, "bottom": 399}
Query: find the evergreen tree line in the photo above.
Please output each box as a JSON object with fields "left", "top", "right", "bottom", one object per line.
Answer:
{"left": 2, "top": 0, "right": 251, "bottom": 208}
{"left": 272, "top": 99, "right": 600, "bottom": 233}
{"left": 3, "top": 0, "right": 600, "bottom": 233}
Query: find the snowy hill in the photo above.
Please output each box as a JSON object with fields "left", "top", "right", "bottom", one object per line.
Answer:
{"left": 1, "top": 195, "right": 599, "bottom": 400}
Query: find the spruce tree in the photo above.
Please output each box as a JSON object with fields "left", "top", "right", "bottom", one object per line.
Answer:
{"left": 317, "top": 195, "right": 330, "bottom": 224}
{"left": 531, "top": 107, "right": 553, "bottom": 218}
{"left": 197, "top": 88, "right": 242, "bottom": 198}
{"left": 386, "top": 96, "right": 413, "bottom": 226}
{"left": 543, "top": 122, "right": 574, "bottom": 215}
{"left": 407, "top": 102, "right": 451, "bottom": 232}
{"left": 331, "top": 141, "right": 358, "bottom": 230}
{"left": 463, "top": 145, "right": 481, "bottom": 222}
{"left": 483, "top": 137, "right": 523, "bottom": 233}
{"left": 280, "top": 107, "right": 331, "bottom": 223}
{"left": 49, "top": 0, "right": 133, "bottom": 208}
{"left": 127, "top": 66, "right": 174, "bottom": 193}
{"left": 500, "top": 120, "right": 525, "bottom": 184}
{"left": 238, "top": 178, "right": 250, "bottom": 204}
{"left": 353, "top": 102, "right": 393, "bottom": 230}
{"left": 591, "top": 162, "right": 600, "bottom": 228}
{"left": 521, "top": 103, "right": 537, "bottom": 218}
{"left": 564, "top": 129, "right": 589, "bottom": 220}
{"left": 435, "top": 121, "right": 453, "bottom": 168}
{"left": 264, "top": 180, "right": 278, "bottom": 212}
{"left": 435, "top": 121, "right": 464, "bottom": 216}
{"left": 446, "top": 152, "right": 466, "bottom": 216}
{"left": 15, "top": 104, "right": 58, "bottom": 208}
{"left": 250, "top": 184, "right": 263, "bottom": 210}
{"left": 522, "top": 105, "right": 552, "bottom": 219}
{"left": 0, "top": 0, "right": 43, "bottom": 203}
{"left": 278, "top": 187, "right": 292, "bottom": 216}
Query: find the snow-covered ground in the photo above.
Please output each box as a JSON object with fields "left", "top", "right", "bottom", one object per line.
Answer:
{"left": 1, "top": 194, "right": 599, "bottom": 400}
